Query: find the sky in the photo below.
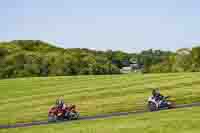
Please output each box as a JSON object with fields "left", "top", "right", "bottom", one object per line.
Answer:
{"left": 0, "top": 0, "right": 200, "bottom": 52}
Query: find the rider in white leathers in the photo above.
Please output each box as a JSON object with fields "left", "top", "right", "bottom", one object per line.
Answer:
{"left": 148, "top": 88, "right": 164, "bottom": 108}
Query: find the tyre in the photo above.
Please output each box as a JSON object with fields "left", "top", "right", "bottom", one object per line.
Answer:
{"left": 68, "top": 112, "right": 80, "bottom": 120}
{"left": 148, "top": 102, "right": 158, "bottom": 112}
{"left": 168, "top": 101, "right": 176, "bottom": 109}
{"left": 48, "top": 115, "right": 57, "bottom": 122}
{"left": 73, "top": 112, "right": 80, "bottom": 120}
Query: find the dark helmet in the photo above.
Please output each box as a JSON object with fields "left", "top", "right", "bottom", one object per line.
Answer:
{"left": 152, "top": 89, "right": 156, "bottom": 96}
{"left": 56, "top": 98, "right": 64, "bottom": 107}
{"left": 56, "top": 99, "right": 59, "bottom": 105}
{"left": 152, "top": 88, "right": 159, "bottom": 96}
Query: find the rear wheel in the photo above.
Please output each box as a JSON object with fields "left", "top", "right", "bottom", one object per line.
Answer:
{"left": 168, "top": 101, "right": 176, "bottom": 109}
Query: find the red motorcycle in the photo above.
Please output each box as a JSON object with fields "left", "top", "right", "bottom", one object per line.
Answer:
{"left": 48, "top": 104, "right": 80, "bottom": 122}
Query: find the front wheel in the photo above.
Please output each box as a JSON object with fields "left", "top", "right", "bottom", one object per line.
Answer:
{"left": 48, "top": 114, "right": 57, "bottom": 122}
{"left": 148, "top": 102, "right": 158, "bottom": 112}
{"left": 68, "top": 112, "right": 80, "bottom": 120}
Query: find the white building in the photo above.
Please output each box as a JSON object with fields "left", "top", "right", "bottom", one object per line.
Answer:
{"left": 120, "top": 62, "right": 142, "bottom": 73}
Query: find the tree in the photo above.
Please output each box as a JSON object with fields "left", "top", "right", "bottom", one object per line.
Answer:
{"left": 112, "top": 51, "right": 130, "bottom": 68}
{"left": 172, "top": 48, "right": 192, "bottom": 72}
{"left": 191, "top": 47, "right": 200, "bottom": 71}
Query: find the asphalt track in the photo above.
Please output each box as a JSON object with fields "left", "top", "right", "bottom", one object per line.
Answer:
{"left": 1, "top": 102, "right": 200, "bottom": 129}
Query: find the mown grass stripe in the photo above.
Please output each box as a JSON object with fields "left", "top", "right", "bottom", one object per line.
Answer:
{"left": 0, "top": 72, "right": 200, "bottom": 125}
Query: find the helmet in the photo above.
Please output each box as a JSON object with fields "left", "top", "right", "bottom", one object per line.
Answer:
{"left": 56, "top": 98, "right": 64, "bottom": 107}
{"left": 152, "top": 88, "right": 159, "bottom": 96}
{"left": 152, "top": 89, "right": 156, "bottom": 96}
{"left": 56, "top": 99, "right": 59, "bottom": 105}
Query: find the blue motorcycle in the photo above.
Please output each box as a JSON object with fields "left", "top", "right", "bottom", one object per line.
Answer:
{"left": 147, "top": 96, "right": 175, "bottom": 112}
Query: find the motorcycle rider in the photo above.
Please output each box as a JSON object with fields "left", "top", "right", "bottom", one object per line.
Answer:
{"left": 56, "top": 96, "right": 67, "bottom": 110}
{"left": 152, "top": 88, "right": 164, "bottom": 102}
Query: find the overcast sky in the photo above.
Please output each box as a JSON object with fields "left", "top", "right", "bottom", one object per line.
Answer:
{"left": 1, "top": 0, "right": 200, "bottom": 52}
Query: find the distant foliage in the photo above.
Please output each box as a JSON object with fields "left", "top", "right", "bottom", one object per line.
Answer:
{"left": 0, "top": 40, "right": 121, "bottom": 78}
{"left": 0, "top": 40, "right": 199, "bottom": 78}
{"left": 149, "top": 47, "right": 200, "bottom": 73}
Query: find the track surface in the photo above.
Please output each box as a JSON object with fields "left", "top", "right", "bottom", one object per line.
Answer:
{"left": 1, "top": 102, "right": 200, "bottom": 129}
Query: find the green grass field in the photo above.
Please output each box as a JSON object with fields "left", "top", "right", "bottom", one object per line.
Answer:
{"left": 1, "top": 72, "right": 200, "bottom": 125}
{"left": 2, "top": 106, "right": 200, "bottom": 133}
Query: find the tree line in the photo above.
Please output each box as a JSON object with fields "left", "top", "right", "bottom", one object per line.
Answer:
{"left": 149, "top": 47, "right": 200, "bottom": 73}
{"left": 0, "top": 40, "right": 199, "bottom": 79}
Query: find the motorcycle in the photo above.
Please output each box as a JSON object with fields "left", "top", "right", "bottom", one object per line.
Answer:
{"left": 48, "top": 104, "right": 80, "bottom": 122}
{"left": 147, "top": 96, "right": 175, "bottom": 112}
